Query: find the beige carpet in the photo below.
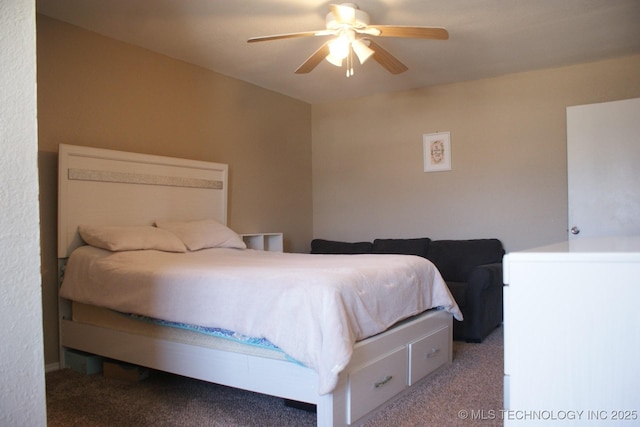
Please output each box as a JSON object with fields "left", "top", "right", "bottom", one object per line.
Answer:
{"left": 46, "top": 326, "right": 503, "bottom": 426}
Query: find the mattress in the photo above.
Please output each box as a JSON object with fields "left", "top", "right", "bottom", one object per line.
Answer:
{"left": 60, "top": 246, "right": 461, "bottom": 394}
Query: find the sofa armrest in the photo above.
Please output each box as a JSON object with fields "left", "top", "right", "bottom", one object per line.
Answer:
{"left": 468, "top": 263, "right": 503, "bottom": 291}
{"left": 463, "top": 262, "right": 504, "bottom": 342}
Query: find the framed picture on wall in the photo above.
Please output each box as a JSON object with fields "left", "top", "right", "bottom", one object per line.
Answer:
{"left": 423, "top": 132, "right": 451, "bottom": 172}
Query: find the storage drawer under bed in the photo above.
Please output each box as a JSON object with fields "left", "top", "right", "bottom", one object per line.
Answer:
{"left": 346, "top": 325, "right": 450, "bottom": 423}
{"left": 347, "top": 345, "right": 408, "bottom": 423}
{"left": 408, "top": 325, "right": 450, "bottom": 385}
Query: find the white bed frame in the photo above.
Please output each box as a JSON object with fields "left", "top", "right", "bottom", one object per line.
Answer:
{"left": 57, "top": 144, "right": 453, "bottom": 426}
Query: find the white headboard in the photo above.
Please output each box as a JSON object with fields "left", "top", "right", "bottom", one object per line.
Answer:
{"left": 58, "top": 144, "right": 228, "bottom": 258}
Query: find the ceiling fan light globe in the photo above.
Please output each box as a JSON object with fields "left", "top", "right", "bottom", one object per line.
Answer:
{"left": 328, "top": 37, "right": 350, "bottom": 60}
{"left": 352, "top": 39, "right": 374, "bottom": 64}
{"left": 325, "top": 53, "right": 344, "bottom": 67}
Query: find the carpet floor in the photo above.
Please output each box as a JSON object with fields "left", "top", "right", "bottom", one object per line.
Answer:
{"left": 46, "top": 326, "right": 503, "bottom": 426}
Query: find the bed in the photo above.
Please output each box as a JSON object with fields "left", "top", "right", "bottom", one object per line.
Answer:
{"left": 57, "top": 144, "right": 462, "bottom": 426}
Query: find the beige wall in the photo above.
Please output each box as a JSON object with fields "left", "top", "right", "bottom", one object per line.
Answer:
{"left": 37, "top": 14, "right": 640, "bottom": 368}
{"left": 37, "top": 15, "right": 313, "bottom": 366}
{"left": 312, "top": 55, "right": 640, "bottom": 252}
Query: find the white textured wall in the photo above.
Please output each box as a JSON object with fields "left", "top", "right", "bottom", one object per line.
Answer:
{"left": 0, "top": 1, "right": 47, "bottom": 426}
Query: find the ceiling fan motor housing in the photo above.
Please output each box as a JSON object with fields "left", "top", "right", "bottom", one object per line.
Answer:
{"left": 326, "top": 3, "right": 370, "bottom": 30}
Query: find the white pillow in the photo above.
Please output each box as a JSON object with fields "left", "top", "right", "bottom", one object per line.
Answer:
{"left": 78, "top": 224, "right": 187, "bottom": 252}
{"left": 154, "top": 219, "right": 247, "bottom": 251}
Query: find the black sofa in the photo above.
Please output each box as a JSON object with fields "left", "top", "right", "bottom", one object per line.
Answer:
{"left": 310, "top": 237, "right": 505, "bottom": 342}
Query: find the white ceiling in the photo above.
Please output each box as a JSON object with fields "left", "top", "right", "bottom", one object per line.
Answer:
{"left": 36, "top": 0, "right": 640, "bottom": 104}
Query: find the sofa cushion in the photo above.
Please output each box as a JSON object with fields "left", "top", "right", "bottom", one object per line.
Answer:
{"left": 310, "top": 239, "right": 373, "bottom": 254}
{"left": 372, "top": 238, "right": 430, "bottom": 258}
{"left": 427, "top": 239, "right": 504, "bottom": 282}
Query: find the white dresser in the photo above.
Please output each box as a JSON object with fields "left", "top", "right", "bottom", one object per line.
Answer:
{"left": 503, "top": 237, "right": 640, "bottom": 425}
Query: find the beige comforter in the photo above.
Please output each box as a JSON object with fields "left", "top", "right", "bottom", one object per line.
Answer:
{"left": 60, "top": 246, "right": 462, "bottom": 394}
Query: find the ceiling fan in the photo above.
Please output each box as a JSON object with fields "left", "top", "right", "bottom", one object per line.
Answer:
{"left": 247, "top": 3, "right": 449, "bottom": 77}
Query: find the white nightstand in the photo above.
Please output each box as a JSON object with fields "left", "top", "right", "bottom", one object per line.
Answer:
{"left": 240, "top": 233, "right": 283, "bottom": 252}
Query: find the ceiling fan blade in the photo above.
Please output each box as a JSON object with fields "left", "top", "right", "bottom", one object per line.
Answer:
{"left": 295, "top": 42, "right": 331, "bottom": 74}
{"left": 370, "top": 25, "right": 449, "bottom": 40}
{"left": 248, "top": 30, "right": 334, "bottom": 43}
{"left": 366, "top": 39, "right": 408, "bottom": 74}
{"left": 356, "top": 27, "right": 382, "bottom": 36}
{"left": 329, "top": 3, "right": 356, "bottom": 25}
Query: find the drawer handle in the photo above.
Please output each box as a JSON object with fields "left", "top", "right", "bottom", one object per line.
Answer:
{"left": 374, "top": 375, "right": 393, "bottom": 388}
{"left": 425, "top": 348, "right": 440, "bottom": 359}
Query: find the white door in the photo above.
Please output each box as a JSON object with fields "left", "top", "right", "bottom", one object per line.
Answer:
{"left": 567, "top": 97, "right": 640, "bottom": 240}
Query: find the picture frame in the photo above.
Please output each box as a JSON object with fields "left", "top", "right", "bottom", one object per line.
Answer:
{"left": 423, "top": 131, "right": 451, "bottom": 172}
